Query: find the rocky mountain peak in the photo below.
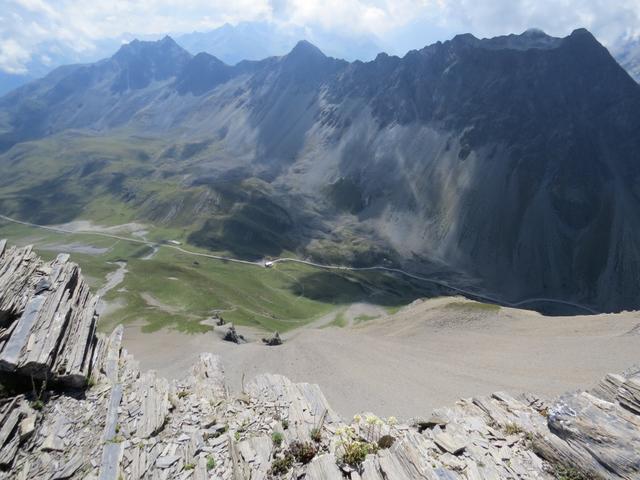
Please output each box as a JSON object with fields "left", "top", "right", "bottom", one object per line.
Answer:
{"left": 563, "top": 27, "right": 607, "bottom": 51}
{"left": 287, "top": 39, "right": 327, "bottom": 60}
{"left": 112, "top": 35, "right": 189, "bottom": 61}
{"left": 110, "top": 36, "right": 192, "bottom": 92}
{"left": 267, "top": 39, "right": 346, "bottom": 87}
{"left": 175, "top": 52, "right": 232, "bottom": 95}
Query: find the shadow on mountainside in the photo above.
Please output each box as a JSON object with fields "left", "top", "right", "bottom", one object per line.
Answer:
{"left": 288, "top": 270, "right": 444, "bottom": 308}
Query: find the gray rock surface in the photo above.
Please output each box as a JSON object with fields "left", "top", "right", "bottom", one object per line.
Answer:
{"left": 0, "top": 242, "right": 638, "bottom": 479}
{"left": 0, "top": 243, "right": 98, "bottom": 386}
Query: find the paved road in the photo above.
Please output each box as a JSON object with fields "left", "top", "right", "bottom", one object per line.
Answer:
{"left": 0, "top": 213, "right": 599, "bottom": 315}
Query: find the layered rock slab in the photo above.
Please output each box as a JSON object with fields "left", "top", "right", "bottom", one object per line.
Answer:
{"left": 0, "top": 243, "right": 98, "bottom": 386}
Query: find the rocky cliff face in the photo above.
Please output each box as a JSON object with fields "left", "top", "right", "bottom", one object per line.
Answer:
{"left": 0, "top": 243, "right": 638, "bottom": 479}
{"left": 1, "top": 29, "right": 640, "bottom": 312}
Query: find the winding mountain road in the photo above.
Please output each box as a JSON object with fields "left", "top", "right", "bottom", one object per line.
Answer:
{"left": 0, "top": 213, "right": 599, "bottom": 315}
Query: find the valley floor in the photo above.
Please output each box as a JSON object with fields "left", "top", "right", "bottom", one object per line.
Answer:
{"left": 2, "top": 215, "right": 637, "bottom": 420}
{"left": 122, "top": 296, "right": 640, "bottom": 419}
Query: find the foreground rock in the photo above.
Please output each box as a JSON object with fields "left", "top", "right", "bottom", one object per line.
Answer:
{"left": 0, "top": 242, "right": 638, "bottom": 479}
{"left": 222, "top": 325, "right": 246, "bottom": 344}
{"left": 262, "top": 332, "right": 283, "bottom": 346}
{"left": 0, "top": 242, "right": 98, "bottom": 387}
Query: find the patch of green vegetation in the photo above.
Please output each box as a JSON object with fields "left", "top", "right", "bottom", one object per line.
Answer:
{"left": 326, "top": 310, "right": 347, "bottom": 328}
{"left": 354, "top": 314, "right": 376, "bottom": 324}
{"left": 310, "top": 427, "right": 322, "bottom": 443}
{"left": 384, "top": 305, "right": 404, "bottom": 315}
{"left": 269, "top": 454, "right": 294, "bottom": 475}
{"left": 272, "top": 431, "right": 284, "bottom": 447}
{"left": 0, "top": 131, "right": 163, "bottom": 226}
{"left": 340, "top": 440, "right": 377, "bottom": 469}
{"left": 552, "top": 464, "right": 595, "bottom": 480}
{"left": 288, "top": 441, "right": 318, "bottom": 464}
{"left": 444, "top": 300, "right": 501, "bottom": 311}
{"left": 503, "top": 423, "right": 523, "bottom": 435}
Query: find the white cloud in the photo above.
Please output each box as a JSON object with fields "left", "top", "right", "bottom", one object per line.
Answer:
{"left": 1, "top": 0, "right": 639, "bottom": 74}
{"left": 0, "top": 0, "right": 274, "bottom": 73}
{"left": 0, "top": 38, "right": 31, "bottom": 74}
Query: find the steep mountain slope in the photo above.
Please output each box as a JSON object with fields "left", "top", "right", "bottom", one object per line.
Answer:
{"left": 0, "top": 29, "right": 639, "bottom": 312}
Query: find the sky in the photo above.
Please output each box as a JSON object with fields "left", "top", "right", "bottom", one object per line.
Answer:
{"left": 2, "top": 0, "right": 640, "bottom": 74}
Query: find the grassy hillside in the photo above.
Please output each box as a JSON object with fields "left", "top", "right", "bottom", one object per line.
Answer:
{"left": 0, "top": 221, "right": 436, "bottom": 333}
{"left": 0, "top": 130, "right": 306, "bottom": 259}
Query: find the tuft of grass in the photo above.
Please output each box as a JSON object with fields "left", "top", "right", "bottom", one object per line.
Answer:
{"left": 326, "top": 310, "right": 347, "bottom": 328}
{"left": 341, "top": 440, "right": 377, "bottom": 469}
{"left": 310, "top": 427, "right": 322, "bottom": 443}
{"left": 377, "top": 434, "right": 395, "bottom": 449}
{"left": 445, "top": 300, "right": 500, "bottom": 311}
{"left": 269, "top": 454, "right": 294, "bottom": 476}
{"left": 289, "top": 441, "right": 318, "bottom": 464}
{"left": 177, "top": 389, "right": 189, "bottom": 399}
{"left": 354, "top": 314, "right": 376, "bottom": 323}
{"left": 272, "top": 431, "right": 284, "bottom": 448}
{"left": 553, "top": 464, "right": 594, "bottom": 480}
{"left": 504, "top": 423, "right": 523, "bottom": 435}
{"left": 206, "top": 456, "right": 216, "bottom": 470}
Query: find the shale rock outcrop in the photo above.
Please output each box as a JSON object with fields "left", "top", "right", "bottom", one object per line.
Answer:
{"left": 0, "top": 241, "right": 98, "bottom": 387}
{"left": 0, "top": 243, "right": 638, "bottom": 479}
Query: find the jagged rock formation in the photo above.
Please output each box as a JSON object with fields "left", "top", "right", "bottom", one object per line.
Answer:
{"left": 0, "top": 241, "right": 98, "bottom": 387}
{"left": 0, "top": 243, "right": 638, "bottom": 479}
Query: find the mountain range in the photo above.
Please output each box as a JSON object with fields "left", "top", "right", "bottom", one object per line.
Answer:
{"left": 1, "top": 28, "right": 639, "bottom": 312}
{"left": 0, "top": 22, "right": 381, "bottom": 97}
{"left": 1, "top": 22, "right": 638, "bottom": 98}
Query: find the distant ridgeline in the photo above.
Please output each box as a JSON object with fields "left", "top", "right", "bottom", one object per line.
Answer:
{"left": 1, "top": 28, "right": 640, "bottom": 312}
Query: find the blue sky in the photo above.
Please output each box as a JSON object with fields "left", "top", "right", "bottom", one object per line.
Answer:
{"left": 2, "top": 0, "right": 640, "bottom": 74}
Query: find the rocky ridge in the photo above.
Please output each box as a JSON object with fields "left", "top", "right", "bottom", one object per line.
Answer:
{"left": 0, "top": 243, "right": 638, "bottom": 479}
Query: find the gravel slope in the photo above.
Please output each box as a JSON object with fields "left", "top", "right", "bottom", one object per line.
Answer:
{"left": 122, "top": 296, "right": 640, "bottom": 419}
